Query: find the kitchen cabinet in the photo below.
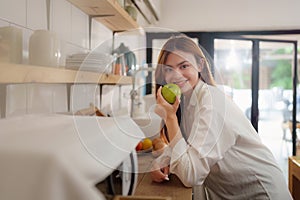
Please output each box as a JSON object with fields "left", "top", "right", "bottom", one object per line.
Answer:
{"left": 67, "top": 0, "right": 139, "bottom": 32}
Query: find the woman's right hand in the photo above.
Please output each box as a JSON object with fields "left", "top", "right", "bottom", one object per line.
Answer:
{"left": 155, "top": 86, "right": 180, "bottom": 121}
{"left": 150, "top": 162, "right": 170, "bottom": 183}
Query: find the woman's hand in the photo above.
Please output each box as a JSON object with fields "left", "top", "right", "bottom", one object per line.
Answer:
{"left": 155, "top": 86, "right": 180, "bottom": 121}
{"left": 150, "top": 162, "right": 170, "bottom": 183}
{"left": 155, "top": 86, "right": 182, "bottom": 143}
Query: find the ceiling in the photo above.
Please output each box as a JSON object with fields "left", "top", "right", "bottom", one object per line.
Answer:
{"left": 156, "top": 0, "right": 300, "bottom": 32}
{"left": 141, "top": 1, "right": 300, "bottom": 53}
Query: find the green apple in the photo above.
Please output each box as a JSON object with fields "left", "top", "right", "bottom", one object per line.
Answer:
{"left": 161, "top": 83, "right": 181, "bottom": 104}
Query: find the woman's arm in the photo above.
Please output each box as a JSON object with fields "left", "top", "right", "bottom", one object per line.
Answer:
{"left": 151, "top": 86, "right": 183, "bottom": 182}
{"left": 155, "top": 86, "right": 183, "bottom": 145}
{"left": 169, "top": 86, "right": 237, "bottom": 187}
{"left": 153, "top": 85, "right": 235, "bottom": 186}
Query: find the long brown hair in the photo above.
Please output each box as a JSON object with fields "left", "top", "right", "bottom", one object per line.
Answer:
{"left": 155, "top": 35, "right": 216, "bottom": 88}
{"left": 155, "top": 35, "right": 216, "bottom": 142}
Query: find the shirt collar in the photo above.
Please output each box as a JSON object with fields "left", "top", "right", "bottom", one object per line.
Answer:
{"left": 186, "top": 80, "right": 205, "bottom": 107}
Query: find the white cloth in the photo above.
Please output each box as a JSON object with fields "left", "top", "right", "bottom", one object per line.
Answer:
{"left": 0, "top": 114, "right": 144, "bottom": 200}
{"left": 157, "top": 80, "right": 292, "bottom": 199}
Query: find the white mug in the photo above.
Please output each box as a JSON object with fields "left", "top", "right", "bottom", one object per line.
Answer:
{"left": 29, "top": 30, "right": 61, "bottom": 67}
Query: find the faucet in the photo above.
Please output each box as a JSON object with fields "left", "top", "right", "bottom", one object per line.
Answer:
{"left": 130, "top": 66, "right": 156, "bottom": 118}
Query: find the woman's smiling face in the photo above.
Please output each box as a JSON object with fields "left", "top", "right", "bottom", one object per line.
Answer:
{"left": 163, "top": 50, "right": 200, "bottom": 94}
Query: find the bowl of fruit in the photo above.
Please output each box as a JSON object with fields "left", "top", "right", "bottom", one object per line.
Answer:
{"left": 135, "top": 138, "right": 153, "bottom": 155}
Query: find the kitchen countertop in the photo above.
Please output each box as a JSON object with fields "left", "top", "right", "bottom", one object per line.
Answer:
{"left": 0, "top": 114, "right": 144, "bottom": 200}
{"left": 134, "top": 153, "right": 192, "bottom": 200}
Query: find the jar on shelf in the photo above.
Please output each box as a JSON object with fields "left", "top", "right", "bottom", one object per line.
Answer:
{"left": 125, "top": 5, "right": 138, "bottom": 21}
{"left": 29, "top": 30, "right": 61, "bottom": 67}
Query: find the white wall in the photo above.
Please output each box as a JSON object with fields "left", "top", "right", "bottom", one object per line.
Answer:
{"left": 0, "top": 0, "right": 142, "bottom": 117}
{"left": 157, "top": 0, "right": 300, "bottom": 32}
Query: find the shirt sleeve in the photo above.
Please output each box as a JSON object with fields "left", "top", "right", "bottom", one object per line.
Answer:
{"left": 151, "top": 145, "right": 172, "bottom": 171}
{"left": 169, "top": 85, "right": 237, "bottom": 187}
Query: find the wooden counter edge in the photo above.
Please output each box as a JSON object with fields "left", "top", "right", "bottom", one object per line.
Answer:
{"left": 288, "top": 156, "right": 300, "bottom": 197}
{"left": 134, "top": 172, "right": 192, "bottom": 200}
{"left": 113, "top": 195, "right": 171, "bottom": 200}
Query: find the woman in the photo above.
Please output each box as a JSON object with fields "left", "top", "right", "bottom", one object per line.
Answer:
{"left": 151, "top": 35, "right": 292, "bottom": 199}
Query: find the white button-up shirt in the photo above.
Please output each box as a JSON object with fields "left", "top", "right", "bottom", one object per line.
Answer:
{"left": 157, "top": 80, "right": 292, "bottom": 199}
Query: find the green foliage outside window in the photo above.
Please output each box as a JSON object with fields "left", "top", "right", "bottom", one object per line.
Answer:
{"left": 270, "top": 46, "right": 294, "bottom": 89}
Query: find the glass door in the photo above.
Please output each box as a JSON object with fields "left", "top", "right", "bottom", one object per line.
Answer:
{"left": 258, "top": 41, "right": 295, "bottom": 179}
{"left": 214, "top": 37, "right": 297, "bottom": 181}
{"left": 214, "top": 39, "right": 253, "bottom": 121}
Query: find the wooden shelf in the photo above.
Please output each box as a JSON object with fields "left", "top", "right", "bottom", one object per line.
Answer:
{"left": 0, "top": 62, "right": 132, "bottom": 85}
{"left": 67, "top": 0, "right": 139, "bottom": 32}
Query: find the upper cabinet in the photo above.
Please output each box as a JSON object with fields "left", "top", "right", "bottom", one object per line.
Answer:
{"left": 67, "top": 0, "right": 139, "bottom": 32}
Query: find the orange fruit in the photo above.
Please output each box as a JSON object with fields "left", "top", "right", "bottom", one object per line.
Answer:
{"left": 152, "top": 137, "right": 162, "bottom": 146}
{"left": 142, "top": 138, "right": 152, "bottom": 150}
{"left": 154, "top": 141, "right": 166, "bottom": 151}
